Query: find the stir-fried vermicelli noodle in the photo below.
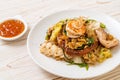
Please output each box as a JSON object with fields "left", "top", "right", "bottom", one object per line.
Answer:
{"left": 40, "top": 17, "right": 119, "bottom": 70}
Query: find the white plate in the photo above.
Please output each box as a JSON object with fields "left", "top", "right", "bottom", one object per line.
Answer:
{"left": 27, "top": 10, "right": 120, "bottom": 79}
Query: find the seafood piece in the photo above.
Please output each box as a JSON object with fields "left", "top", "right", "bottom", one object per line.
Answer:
{"left": 66, "top": 17, "right": 86, "bottom": 38}
{"left": 95, "top": 28, "right": 119, "bottom": 48}
{"left": 40, "top": 41, "right": 64, "bottom": 60}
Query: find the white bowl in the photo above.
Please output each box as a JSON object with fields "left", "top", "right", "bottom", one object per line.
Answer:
{"left": 0, "top": 15, "right": 28, "bottom": 41}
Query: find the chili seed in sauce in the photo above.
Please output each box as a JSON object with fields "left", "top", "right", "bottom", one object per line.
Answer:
{"left": 0, "top": 20, "right": 24, "bottom": 38}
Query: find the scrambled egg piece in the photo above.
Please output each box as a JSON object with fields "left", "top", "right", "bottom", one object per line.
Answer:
{"left": 98, "top": 48, "right": 112, "bottom": 63}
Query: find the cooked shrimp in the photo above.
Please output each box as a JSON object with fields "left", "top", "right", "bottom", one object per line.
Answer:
{"left": 66, "top": 31, "right": 79, "bottom": 38}
{"left": 95, "top": 28, "right": 119, "bottom": 48}
{"left": 66, "top": 17, "right": 86, "bottom": 38}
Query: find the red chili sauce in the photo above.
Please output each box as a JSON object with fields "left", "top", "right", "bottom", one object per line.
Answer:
{"left": 0, "top": 20, "right": 24, "bottom": 38}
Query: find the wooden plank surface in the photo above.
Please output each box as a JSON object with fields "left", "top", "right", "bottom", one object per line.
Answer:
{"left": 0, "top": 0, "right": 120, "bottom": 80}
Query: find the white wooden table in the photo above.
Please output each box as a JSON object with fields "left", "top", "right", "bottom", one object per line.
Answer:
{"left": 0, "top": 0, "right": 120, "bottom": 80}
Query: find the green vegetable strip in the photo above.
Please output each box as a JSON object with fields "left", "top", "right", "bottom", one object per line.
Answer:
{"left": 50, "top": 22, "right": 63, "bottom": 41}
{"left": 63, "top": 52, "right": 89, "bottom": 70}
{"left": 100, "top": 23, "right": 106, "bottom": 28}
{"left": 75, "top": 44, "right": 85, "bottom": 50}
{"left": 68, "top": 62, "right": 89, "bottom": 70}
{"left": 63, "top": 29, "right": 67, "bottom": 35}
{"left": 85, "top": 19, "right": 96, "bottom": 24}
{"left": 45, "top": 34, "right": 50, "bottom": 40}
{"left": 87, "top": 37, "right": 94, "bottom": 46}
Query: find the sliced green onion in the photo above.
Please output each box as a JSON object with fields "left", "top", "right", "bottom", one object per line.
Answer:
{"left": 45, "top": 34, "right": 50, "bottom": 40}
{"left": 63, "top": 29, "right": 67, "bottom": 35}
{"left": 75, "top": 44, "right": 85, "bottom": 50}
{"left": 85, "top": 19, "right": 96, "bottom": 24}
{"left": 87, "top": 37, "right": 94, "bottom": 46}
{"left": 100, "top": 23, "right": 106, "bottom": 28}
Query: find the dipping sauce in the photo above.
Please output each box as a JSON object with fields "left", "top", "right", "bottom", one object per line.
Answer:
{"left": 0, "top": 20, "right": 24, "bottom": 38}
